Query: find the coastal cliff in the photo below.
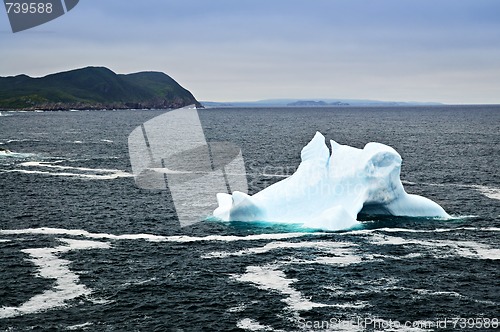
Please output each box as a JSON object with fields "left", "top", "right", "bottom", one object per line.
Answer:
{"left": 0, "top": 67, "right": 202, "bottom": 111}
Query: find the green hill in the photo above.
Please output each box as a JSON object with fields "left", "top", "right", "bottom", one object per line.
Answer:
{"left": 0, "top": 67, "right": 201, "bottom": 111}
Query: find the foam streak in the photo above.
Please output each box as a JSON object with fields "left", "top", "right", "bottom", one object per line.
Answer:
{"left": 0, "top": 227, "right": 315, "bottom": 243}
{"left": 0, "top": 239, "right": 110, "bottom": 319}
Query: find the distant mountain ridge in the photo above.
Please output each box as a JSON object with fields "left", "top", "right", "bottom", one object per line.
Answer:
{"left": 202, "top": 99, "right": 443, "bottom": 108}
{"left": 287, "top": 100, "right": 350, "bottom": 107}
{"left": 0, "top": 67, "right": 201, "bottom": 111}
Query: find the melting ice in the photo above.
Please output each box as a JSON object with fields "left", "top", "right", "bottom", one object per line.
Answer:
{"left": 214, "top": 132, "right": 450, "bottom": 231}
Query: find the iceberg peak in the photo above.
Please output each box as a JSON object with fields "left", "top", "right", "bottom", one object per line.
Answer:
{"left": 300, "top": 131, "right": 329, "bottom": 163}
{"left": 213, "top": 133, "right": 450, "bottom": 231}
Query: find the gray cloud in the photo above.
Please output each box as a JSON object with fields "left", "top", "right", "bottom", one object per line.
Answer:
{"left": 1, "top": 0, "right": 500, "bottom": 103}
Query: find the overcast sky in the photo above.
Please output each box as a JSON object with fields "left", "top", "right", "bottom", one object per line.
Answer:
{"left": 1, "top": 0, "right": 500, "bottom": 104}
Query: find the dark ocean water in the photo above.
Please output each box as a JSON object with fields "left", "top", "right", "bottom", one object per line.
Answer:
{"left": 0, "top": 106, "right": 499, "bottom": 331}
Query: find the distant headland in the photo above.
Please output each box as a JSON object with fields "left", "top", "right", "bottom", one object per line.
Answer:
{"left": 0, "top": 67, "right": 202, "bottom": 111}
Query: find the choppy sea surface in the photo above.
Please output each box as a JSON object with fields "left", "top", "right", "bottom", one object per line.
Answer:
{"left": 0, "top": 106, "right": 499, "bottom": 331}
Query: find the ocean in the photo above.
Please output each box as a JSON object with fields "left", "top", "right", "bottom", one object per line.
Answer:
{"left": 0, "top": 106, "right": 499, "bottom": 331}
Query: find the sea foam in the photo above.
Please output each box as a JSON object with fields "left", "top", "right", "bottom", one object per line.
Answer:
{"left": 0, "top": 239, "right": 110, "bottom": 319}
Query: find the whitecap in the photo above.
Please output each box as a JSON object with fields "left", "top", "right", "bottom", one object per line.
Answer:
{"left": 237, "top": 318, "right": 277, "bottom": 331}
{"left": 350, "top": 226, "right": 500, "bottom": 235}
{"left": 366, "top": 232, "right": 500, "bottom": 260}
{"left": 412, "top": 289, "right": 497, "bottom": 306}
{"left": 6, "top": 138, "right": 40, "bottom": 144}
{"left": 417, "top": 182, "right": 500, "bottom": 201}
{"left": 3, "top": 161, "right": 134, "bottom": 180}
{"left": 20, "top": 161, "right": 127, "bottom": 173}
{"left": 122, "top": 277, "right": 158, "bottom": 287}
{"left": 66, "top": 322, "right": 93, "bottom": 330}
{"left": 290, "top": 253, "right": 369, "bottom": 266}
{"left": 203, "top": 241, "right": 366, "bottom": 267}
{"left": 1, "top": 168, "right": 133, "bottom": 180}
{"left": 87, "top": 297, "right": 114, "bottom": 305}
{"left": 227, "top": 304, "right": 247, "bottom": 313}
{"left": 472, "top": 185, "right": 500, "bottom": 201}
{"left": 0, "top": 227, "right": 317, "bottom": 243}
{"left": 233, "top": 265, "right": 329, "bottom": 312}
{"left": 0, "top": 152, "right": 34, "bottom": 159}
{"left": 66, "top": 156, "right": 120, "bottom": 162}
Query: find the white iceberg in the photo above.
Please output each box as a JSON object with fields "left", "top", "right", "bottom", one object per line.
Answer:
{"left": 213, "top": 132, "right": 450, "bottom": 231}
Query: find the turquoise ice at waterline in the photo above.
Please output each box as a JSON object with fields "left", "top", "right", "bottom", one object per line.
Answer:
{"left": 214, "top": 132, "right": 450, "bottom": 231}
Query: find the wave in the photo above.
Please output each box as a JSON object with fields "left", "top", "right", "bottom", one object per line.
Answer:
{"left": 3, "top": 225, "right": 497, "bottom": 326}
{"left": 20, "top": 161, "right": 126, "bottom": 173}
{"left": 226, "top": 229, "right": 499, "bottom": 331}
{"left": 67, "top": 156, "right": 121, "bottom": 162}
{"left": 233, "top": 264, "right": 329, "bottom": 312}
{"left": 2, "top": 225, "right": 498, "bottom": 243}
{"left": 472, "top": 185, "right": 500, "bottom": 201}
{"left": 352, "top": 226, "right": 500, "bottom": 234}
{"left": 345, "top": 227, "right": 500, "bottom": 261}
{"left": 0, "top": 227, "right": 316, "bottom": 243}
{"left": 0, "top": 238, "right": 110, "bottom": 319}
{"left": 352, "top": 227, "right": 500, "bottom": 234}
{"left": 1, "top": 168, "right": 133, "bottom": 180}
{"left": 6, "top": 139, "right": 41, "bottom": 144}
{"left": 233, "top": 259, "right": 369, "bottom": 330}
{"left": 0, "top": 151, "right": 35, "bottom": 159}
{"left": 66, "top": 322, "right": 94, "bottom": 330}
{"left": 412, "top": 289, "right": 497, "bottom": 306}
{"left": 63, "top": 139, "right": 115, "bottom": 145}
{"left": 364, "top": 232, "right": 499, "bottom": 260}
{"left": 202, "top": 226, "right": 498, "bottom": 329}
{"left": 237, "top": 319, "right": 275, "bottom": 332}
{"left": 203, "top": 240, "right": 356, "bottom": 260}
{"left": 414, "top": 181, "right": 500, "bottom": 201}
{"left": 1, "top": 161, "right": 134, "bottom": 180}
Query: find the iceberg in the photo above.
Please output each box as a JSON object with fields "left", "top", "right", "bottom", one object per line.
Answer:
{"left": 214, "top": 132, "right": 450, "bottom": 231}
